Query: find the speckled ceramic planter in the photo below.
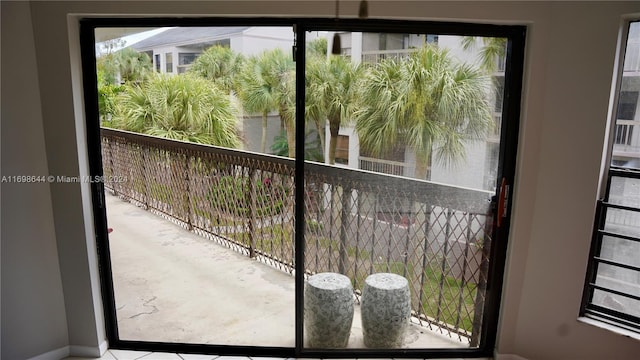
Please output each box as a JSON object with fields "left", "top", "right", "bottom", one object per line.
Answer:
{"left": 361, "top": 273, "right": 411, "bottom": 348}
{"left": 304, "top": 272, "right": 355, "bottom": 348}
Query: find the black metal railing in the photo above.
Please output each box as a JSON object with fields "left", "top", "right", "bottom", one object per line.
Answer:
{"left": 101, "top": 127, "right": 494, "bottom": 344}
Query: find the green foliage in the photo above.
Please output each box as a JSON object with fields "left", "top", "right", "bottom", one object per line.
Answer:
{"left": 97, "top": 47, "right": 153, "bottom": 86}
{"left": 116, "top": 47, "right": 153, "bottom": 83}
{"left": 237, "top": 48, "right": 296, "bottom": 155}
{"left": 355, "top": 45, "right": 492, "bottom": 179}
{"left": 97, "top": 83, "right": 125, "bottom": 121}
{"left": 306, "top": 55, "right": 362, "bottom": 164}
{"left": 111, "top": 74, "right": 241, "bottom": 147}
{"left": 188, "top": 45, "right": 244, "bottom": 93}
{"left": 97, "top": 46, "right": 152, "bottom": 120}
{"left": 306, "top": 37, "right": 328, "bottom": 58}
{"left": 270, "top": 130, "right": 324, "bottom": 162}
{"left": 461, "top": 36, "right": 507, "bottom": 73}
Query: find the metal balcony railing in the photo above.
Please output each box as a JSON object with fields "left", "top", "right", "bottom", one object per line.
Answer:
{"left": 361, "top": 49, "right": 416, "bottom": 65}
{"left": 359, "top": 156, "right": 408, "bottom": 177}
{"left": 101, "top": 127, "right": 494, "bottom": 345}
{"left": 613, "top": 119, "right": 640, "bottom": 162}
{"left": 614, "top": 120, "right": 639, "bottom": 146}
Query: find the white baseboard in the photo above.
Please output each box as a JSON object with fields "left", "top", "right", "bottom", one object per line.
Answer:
{"left": 27, "top": 341, "right": 108, "bottom": 360}
{"left": 495, "top": 354, "right": 529, "bottom": 360}
{"left": 99, "top": 340, "right": 110, "bottom": 356}
{"left": 27, "top": 346, "right": 70, "bottom": 360}
{"left": 69, "top": 342, "right": 106, "bottom": 358}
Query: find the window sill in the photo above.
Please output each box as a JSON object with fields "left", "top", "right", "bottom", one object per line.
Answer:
{"left": 578, "top": 316, "right": 640, "bottom": 341}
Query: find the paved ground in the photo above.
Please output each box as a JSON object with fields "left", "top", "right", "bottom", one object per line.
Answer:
{"left": 105, "top": 192, "right": 465, "bottom": 349}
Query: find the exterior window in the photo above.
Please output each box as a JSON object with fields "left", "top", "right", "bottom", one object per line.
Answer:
{"left": 582, "top": 21, "right": 640, "bottom": 334}
{"left": 165, "top": 52, "right": 173, "bottom": 73}
{"left": 178, "top": 52, "right": 199, "bottom": 74}
{"left": 179, "top": 52, "right": 199, "bottom": 65}
{"left": 335, "top": 135, "right": 349, "bottom": 165}
{"left": 154, "top": 54, "right": 160, "bottom": 72}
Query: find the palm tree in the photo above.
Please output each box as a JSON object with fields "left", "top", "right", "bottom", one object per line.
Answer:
{"left": 276, "top": 66, "right": 297, "bottom": 158}
{"left": 355, "top": 45, "right": 493, "bottom": 180}
{"left": 114, "top": 47, "right": 153, "bottom": 84}
{"left": 188, "top": 45, "right": 244, "bottom": 93}
{"left": 96, "top": 46, "right": 152, "bottom": 120}
{"left": 306, "top": 55, "right": 362, "bottom": 164}
{"left": 110, "top": 73, "right": 240, "bottom": 148}
{"left": 307, "top": 37, "right": 328, "bottom": 58}
{"left": 460, "top": 36, "right": 507, "bottom": 73}
{"left": 237, "top": 48, "right": 295, "bottom": 155}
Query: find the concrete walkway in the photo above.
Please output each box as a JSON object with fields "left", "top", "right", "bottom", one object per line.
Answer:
{"left": 105, "top": 192, "right": 465, "bottom": 349}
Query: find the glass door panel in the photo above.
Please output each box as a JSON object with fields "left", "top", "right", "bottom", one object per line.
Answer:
{"left": 95, "top": 25, "right": 296, "bottom": 347}
{"left": 302, "top": 30, "right": 508, "bottom": 350}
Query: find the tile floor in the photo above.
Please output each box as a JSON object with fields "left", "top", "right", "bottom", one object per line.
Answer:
{"left": 65, "top": 350, "right": 268, "bottom": 360}
{"left": 63, "top": 349, "right": 483, "bottom": 360}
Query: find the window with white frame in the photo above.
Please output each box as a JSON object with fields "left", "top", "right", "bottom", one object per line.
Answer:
{"left": 165, "top": 52, "right": 173, "bottom": 73}
{"left": 582, "top": 20, "right": 640, "bottom": 334}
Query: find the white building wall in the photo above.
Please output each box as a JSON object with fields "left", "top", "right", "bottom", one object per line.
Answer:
{"left": 229, "top": 35, "right": 244, "bottom": 55}
{"left": 239, "top": 27, "right": 294, "bottom": 56}
{"left": 430, "top": 140, "right": 491, "bottom": 190}
{"left": 439, "top": 34, "right": 485, "bottom": 67}
{"left": 151, "top": 45, "right": 179, "bottom": 74}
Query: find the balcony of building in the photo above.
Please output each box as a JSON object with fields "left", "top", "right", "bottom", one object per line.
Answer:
{"left": 100, "top": 127, "right": 495, "bottom": 349}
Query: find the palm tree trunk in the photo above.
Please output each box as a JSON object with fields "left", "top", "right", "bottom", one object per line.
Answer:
{"left": 414, "top": 151, "right": 432, "bottom": 181}
{"left": 315, "top": 119, "right": 326, "bottom": 160}
{"left": 327, "top": 118, "right": 340, "bottom": 165}
{"left": 328, "top": 133, "right": 338, "bottom": 165}
{"left": 285, "top": 117, "right": 296, "bottom": 158}
{"left": 261, "top": 112, "right": 268, "bottom": 153}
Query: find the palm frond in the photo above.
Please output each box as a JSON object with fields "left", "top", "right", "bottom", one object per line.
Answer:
{"left": 355, "top": 45, "right": 492, "bottom": 178}
{"left": 188, "top": 45, "right": 244, "bottom": 93}
{"left": 111, "top": 74, "right": 240, "bottom": 147}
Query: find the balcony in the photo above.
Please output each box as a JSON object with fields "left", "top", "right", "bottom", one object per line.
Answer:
{"left": 101, "top": 127, "right": 495, "bottom": 347}
{"left": 359, "top": 156, "right": 410, "bottom": 177}
{"left": 361, "top": 49, "right": 416, "bottom": 65}
{"left": 613, "top": 119, "right": 640, "bottom": 163}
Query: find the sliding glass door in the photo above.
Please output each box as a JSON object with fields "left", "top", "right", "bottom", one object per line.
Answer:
{"left": 90, "top": 23, "right": 298, "bottom": 349}
{"left": 82, "top": 17, "right": 525, "bottom": 358}
{"left": 299, "top": 24, "right": 522, "bottom": 355}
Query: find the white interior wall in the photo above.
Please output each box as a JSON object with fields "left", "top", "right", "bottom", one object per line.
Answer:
{"left": 1, "top": 2, "right": 70, "bottom": 359}
{"left": 2, "top": 1, "right": 640, "bottom": 359}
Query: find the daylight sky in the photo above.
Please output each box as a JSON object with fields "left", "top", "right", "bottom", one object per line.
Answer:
{"left": 95, "top": 27, "right": 170, "bottom": 55}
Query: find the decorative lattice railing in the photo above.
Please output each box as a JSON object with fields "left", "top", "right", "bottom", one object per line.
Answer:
{"left": 101, "top": 127, "right": 494, "bottom": 345}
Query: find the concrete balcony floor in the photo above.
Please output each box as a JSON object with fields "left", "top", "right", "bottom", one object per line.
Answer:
{"left": 103, "top": 192, "right": 467, "bottom": 350}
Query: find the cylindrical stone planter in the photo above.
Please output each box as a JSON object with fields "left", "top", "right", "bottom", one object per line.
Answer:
{"left": 304, "top": 272, "right": 354, "bottom": 348}
{"left": 361, "top": 273, "right": 411, "bottom": 348}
